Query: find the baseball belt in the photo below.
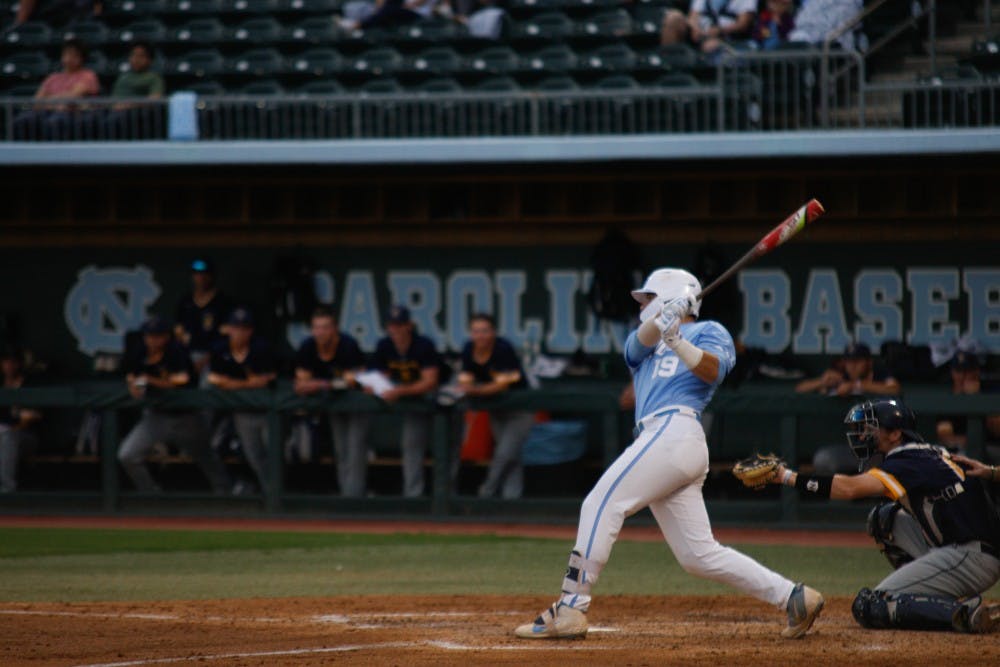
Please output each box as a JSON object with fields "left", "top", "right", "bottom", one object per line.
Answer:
{"left": 633, "top": 405, "right": 701, "bottom": 439}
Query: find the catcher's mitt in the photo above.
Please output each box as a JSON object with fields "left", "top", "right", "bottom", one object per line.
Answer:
{"left": 732, "top": 453, "right": 783, "bottom": 490}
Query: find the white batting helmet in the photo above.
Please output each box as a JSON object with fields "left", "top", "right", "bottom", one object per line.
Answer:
{"left": 630, "top": 268, "right": 702, "bottom": 321}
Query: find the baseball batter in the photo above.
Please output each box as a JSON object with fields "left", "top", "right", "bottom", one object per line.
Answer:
{"left": 515, "top": 268, "right": 824, "bottom": 640}
{"left": 769, "top": 399, "right": 1000, "bottom": 632}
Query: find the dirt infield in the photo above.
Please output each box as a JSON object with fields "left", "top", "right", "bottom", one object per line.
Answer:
{"left": 3, "top": 595, "right": 998, "bottom": 666}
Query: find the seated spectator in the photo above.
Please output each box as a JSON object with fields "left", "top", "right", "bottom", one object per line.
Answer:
{"left": 175, "top": 258, "right": 233, "bottom": 383}
{"left": 661, "top": 0, "right": 756, "bottom": 55}
{"left": 104, "top": 42, "right": 165, "bottom": 139}
{"left": 293, "top": 305, "right": 370, "bottom": 498}
{"left": 752, "top": 0, "right": 795, "bottom": 50}
{"left": 12, "top": 39, "right": 99, "bottom": 141}
{"left": 117, "top": 316, "right": 232, "bottom": 495}
{"left": 457, "top": 313, "right": 533, "bottom": 499}
{"left": 0, "top": 348, "right": 41, "bottom": 494}
{"left": 936, "top": 346, "right": 1000, "bottom": 451}
{"left": 794, "top": 342, "right": 900, "bottom": 397}
{"left": 370, "top": 305, "right": 441, "bottom": 498}
{"left": 207, "top": 308, "right": 277, "bottom": 496}
{"left": 339, "top": 0, "right": 441, "bottom": 32}
{"left": 453, "top": 0, "right": 506, "bottom": 40}
{"left": 787, "top": 0, "right": 862, "bottom": 50}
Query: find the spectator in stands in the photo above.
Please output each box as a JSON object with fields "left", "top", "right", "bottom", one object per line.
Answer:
{"left": 787, "top": 0, "right": 862, "bottom": 50}
{"left": 207, "top": 308, "right": 277, "bottom": 497}
{"left": 294, "top": 305, "right": 370, "bottom": 498}
{"left": 370, "top": 305, "right": 441, "bottom": 497}
{"left": 457, "top": 313, "right": 533, "bottom": 499}
{"left": 0, "top": 348, "right": 41, "bottom": 494}
{"left": 338, "top": 0, "right": 442, "bottom": 32}
{"left": 12, "top": 39, "right": 99, "bottom": 141}
{"left": 752, "top": 0, "right": 795, "bottom": 50}
{"left": 451, "top": 0, "right": 507, "bottom": 40}
{"left": 661, "top": 0, "right": 757, "bottom": 55}
{"left": 798, "top": 342, "right": 902, "bottom": 474}
{"left": 794, "top": 342, "right": 901, "bottom": 397}
{"left": 13, "top": 0, "right": 101, "bottom": 29}
{"left": 936, "top": 345, "right": 1000, "bottom": 452}
{"left": 117, "top": 316, "right": 232, "bottom": 495}
{"left": 174, "top": 258, "right": 233, "bottom": 383}
{"left": 103, "top": 42, "right": 165, "bottom": 139}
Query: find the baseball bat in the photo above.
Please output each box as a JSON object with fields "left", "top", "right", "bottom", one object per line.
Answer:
{"left": 696, "top": 198, "right": 825, "bottom": 301}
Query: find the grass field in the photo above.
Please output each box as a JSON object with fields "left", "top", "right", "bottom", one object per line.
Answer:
{"left": 0, "top": 526, "right": 900, "bottom": 602}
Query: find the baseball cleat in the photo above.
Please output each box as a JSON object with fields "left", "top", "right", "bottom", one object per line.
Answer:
{"left": 781, "top": 583, "right": 824, "bottom": 639}
{"left": 514, "top": 602, "right": 588, "bottom": 639}
{"left": 968, "top": 602, "right": 1000, "bottom": 634}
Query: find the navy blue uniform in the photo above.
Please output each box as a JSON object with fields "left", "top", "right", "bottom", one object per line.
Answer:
{"left": 175, "top": 292, "right": 233, "bottom": 353}
{"left": 210, "top": 339, "right": 276, "bottom": 380}
{"left": 460, "top": 338, "right": 527, "bottom": 389}
{"left": 295, "top": 335, "right": 365, "bottom": 380}
{"left": 371, "top": 334, "right": 440, "bottom": 384}
{"left": 123, "top": 340, "right": 196, "bottom": 390}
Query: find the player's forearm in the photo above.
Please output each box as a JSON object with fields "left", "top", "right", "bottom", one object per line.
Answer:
{"left": 636, "top": 318, "right": 662, "bottom": 347}
{"left": 690, "top": 351, "right": 719, "bottom": 384}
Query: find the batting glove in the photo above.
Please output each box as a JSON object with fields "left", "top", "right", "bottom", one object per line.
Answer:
{"left": 656, "top": 299, "right": 686, "bottom": 348}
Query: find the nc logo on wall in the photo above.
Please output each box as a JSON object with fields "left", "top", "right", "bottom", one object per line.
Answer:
{"left": 64, "top": 265, "right": 162, "bottom": 356}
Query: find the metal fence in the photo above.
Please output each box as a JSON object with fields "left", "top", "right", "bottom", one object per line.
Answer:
{"left": 2, "top": 50, "right": 1000, "bottom": 141}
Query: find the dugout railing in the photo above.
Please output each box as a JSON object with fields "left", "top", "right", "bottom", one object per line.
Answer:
{"left": 0, "top": 383, "right": 994, "bottom": 525}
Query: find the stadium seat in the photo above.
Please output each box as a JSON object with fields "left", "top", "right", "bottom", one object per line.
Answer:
{"left": 414, "top": 77, "right": 463, "bottom": 93}
{"left": 512, "top": 11, "right": 574, "bottom": 40}
{"left": 533, "top": 75, "right": 579, "bottom": 91}
{"left": 397, "top": 18, "right": 460, "bottom": 43}
{"left": 358, "top": 77, "right": 403, "bottom": 94}
{"left": 576, "top": 8, "right": 633, "bottom": 38}
{"left": 230, "top": 17, "right": 284, "bottom": 43}
{"left": 85, "top": 50, "right": 111, "bottom": 77}
{"left": 1, "top": 51, "right": 52, "bottom": 79}
{"left": 591, "top": 73, "right": 640, "bottom": 90}
{"left": 62, "top": 21, "right": 111, "bottom": 47}
{"left": 351, "top": 46, "right": 404, "bottom": 76}
{"left": 632, "top": 5, "right": 666, "bottom": 35}
{"left": 409, "top": 46, "right": 463, "bottom": 75}
{"left": 173, "top": 18, "right": 226, "bottom": 44}
{"left": 168, "top": 49, "right": 226, "bottom": 77}
{"left": 105, "top": 0, "right": 168, "bottom": 16}
{"left": 285, "top": 0, "right": 339, "bottom": 11}
{"left": 184, "top": 80, "right": 226, "bottom": 95}
{"left": 290, "top": 48, "right": 345, "bottom": 75}
{"left": 3, "top": 22, "right": 53, "bottom": 48}
{"left": 240, "top": 79, "right": 286, "bottom": 95}
{"left": 296, "top": 79, "right": 346, "bottom": 95}
{"left": 580, "top": 42, "right": 638, "bottom": 71}
{"left": 658, "top": 43, "right": 698, "bottom": 70}
{"left": 117, "top": 19, "right": 168, "bottom": 44}
{"left": 230, "top": 0, "right": 281, "bottom": 12}
{"left": 4, "top": 82, "right": 43, "bottom": 96}
{"left": 286, "top": 16, "right": 338, "bottom": 44}
{"left": 655, "top": 72, "right": 699, "bottom": 87}
{"left": 174, "top": 0, "right": 224, "bottom": 15}
{"left": 468, "top": 46, "right": 520, "bottom": 74}
{"left": 472, "top": 76, "right": 520, "bottom": 92}
{"left": 522, "top": 44, "right": 578, "bottom": 73}
{"left": 231, "top": 49, "right": 286, "bottom": 76}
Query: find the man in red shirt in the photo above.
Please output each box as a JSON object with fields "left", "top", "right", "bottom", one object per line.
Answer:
{"left": 13, "top": 39, "right": 100, "bottom": 140}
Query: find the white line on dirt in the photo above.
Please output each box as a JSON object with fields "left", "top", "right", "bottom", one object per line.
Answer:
{"left": 0, "top": 610, "right": 178, "bottom": 621}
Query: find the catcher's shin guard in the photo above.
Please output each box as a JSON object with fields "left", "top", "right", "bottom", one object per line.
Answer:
{"left": 866, "top": 501, "right": 914, "bottom": 570}
{"left": 852, "top": 588, "right": 974, "bottom": 632}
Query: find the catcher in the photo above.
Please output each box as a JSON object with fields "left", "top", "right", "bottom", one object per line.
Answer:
{"left": 734, "top": 399, "right": 1000, "bottom": 633}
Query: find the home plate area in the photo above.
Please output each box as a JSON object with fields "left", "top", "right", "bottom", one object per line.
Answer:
{"left": 3, "top": 595, "right": 997, "bottom": 666}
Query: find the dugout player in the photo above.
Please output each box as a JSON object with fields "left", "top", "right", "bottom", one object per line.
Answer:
{"left": 770, "top": 399, "right": 1000, "bottom": 633}
{"left": 371, "top": 305, "right": 441, "bottom": 498}
{"left": 207, "top": 308, "right": 277, "bottom": 496}
{"left": 515, "top": 268, "right": 824, "bottom": 640}
{"left": 117, "top": 315, "right": 232, "bottom": 494}
{"left": 174, "top": 258, "right": 233, "bottom": 380}
{"left": 294, "top": 305, "right": 370, "bottom": 498}
{"left": 457, "top": 312, "right": 533, "bottom": 499}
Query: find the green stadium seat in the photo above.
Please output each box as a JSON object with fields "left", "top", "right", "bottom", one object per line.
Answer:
{"left": 468, "top": 46, "right": 520, "bottom": 74}
{"left": 286, "top": 16, "right": 338, "bottom": 44}
{"left": 533, "top": 75, "right": 579, "bottom": 91}
{"left": 2, "top": 51, "right": 53, "bottom": 79}
{"left": 579, "top": 0, "right": 623, "bottom": 8}
{"left": 351, "top": 46, "right": 404, "bottom": 76}
{"left": 513, "top": 11, "right": 574, "bottom": 40}
{"left": 358, "top": 77, "right": 403, "bottom": 94}
{"left": 472, "top": 75, "right": 520, "bottom": 92}
{"left": 576, "top": 8, "right": 633, "bottom": 38}
{"left": 591, "top": 73, "right": 640, "bottom": 90}
{"left": 85, "top": 50, "right": 111, "bottom": 77}
{"left": 522, "top": 44, "right": 578, "bottom": 73}
{"left": 4, "top": 82, "right": 43, "bottom": 96}
{"left": 168, "top": 49, "right": 225, "bottom": 77}
{"left": 296, "top": 79, "right": 346, "bottom": 95}
{"left": 117, "top": 19, "right": 168, "bottom": 44}
{"left": 632, "top": 5, "right": 666, "bottom": 35}
{"left": 62, "top": 21, "right": 111, "bottom": 46}
{"left": 3, "top": 22, "right": 53, "bottom": 48}
{"left": 231, "top": 49, "right": 286, "bottom": 77}
{"left": 409, "top": 46, "right": 463, "bottom": 75}
{"left": 397, "top": 18, "right": 460, "bottom": 43}
{"left": 174, "top": 0, "right": 224, "bottom": 15}
{"left": 230, "top": 17, "right": 284, "bottom": 43}
{"left": 285, "top": 0, "right": 340, "bottom": 11}
{"left": 658, "top": 43, "right": 698, "bottom": 70}
{"left": 290, "top": 48, "right": 345, "bottom": 75}
{"left": 185, "top": 80, "right": 226, "bottom": 95}
{"left": 173, "top": 18, "right": 226, "bottom": 44}
{"left": 106, "top": 0, "right": 168, "bottom": 16}
{"left": 413, "top": 77, "right": 463, "bottom": 93}
{"left": 655, "top": 72, "right": 699, "bottom": 87}
{"left": 240, "top": 79, "right": 286, "bottom": 95}
{"left": 230, "top": 0, "right": 281, "bottom": 12}
{"left": 581, "top": 42, "right": 637, "bottom": 71}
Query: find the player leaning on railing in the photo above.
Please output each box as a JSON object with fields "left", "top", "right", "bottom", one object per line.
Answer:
{"left": 515, "top": 268, "right": 824, "bottom": 640}
{"left": 736, "top": 399, "right": 1000, "bottom": 633}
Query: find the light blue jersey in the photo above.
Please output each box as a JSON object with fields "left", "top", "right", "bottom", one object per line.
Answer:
{"left": 624, "top": 320, "right": 736, "bottom": 420}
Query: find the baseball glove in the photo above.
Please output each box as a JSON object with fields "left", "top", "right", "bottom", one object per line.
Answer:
{"left": 732, "top": 452, "right": 783, "bottom": 491}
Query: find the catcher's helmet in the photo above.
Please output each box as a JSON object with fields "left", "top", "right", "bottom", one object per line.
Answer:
{"left": 844, "top": 399, "right": 923, "bottom": 462}
{"left": 630, "top": 268, "right": 702, "bottom": 322}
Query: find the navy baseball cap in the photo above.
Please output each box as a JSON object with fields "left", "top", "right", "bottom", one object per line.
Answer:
{"left": 843, "top": 342, "right": 871, "bottom": 360}
{"left": 141, "top": 315, "right": 171, "bottom": 335}
{"left": 190, "top": 258, "right": 215, "bottom": 274}
{"left": 226, "top": 307, "right": 254, "bottom": 327}
{"left": 386, "top": 305, "right": 411, "bottom": 325}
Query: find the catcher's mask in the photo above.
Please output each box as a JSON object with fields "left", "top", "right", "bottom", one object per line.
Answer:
{"left": 844, "top": 399, "right": 923, "bottom": 463}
